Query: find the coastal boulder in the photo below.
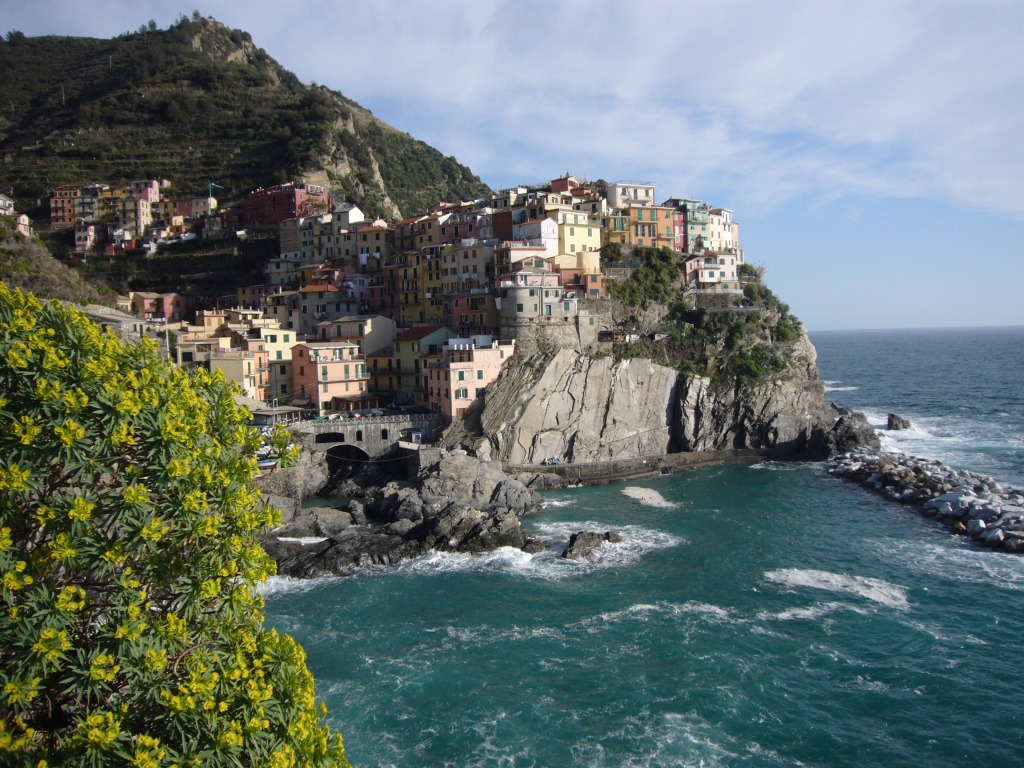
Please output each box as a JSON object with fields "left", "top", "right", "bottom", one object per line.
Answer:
{"left": 887, "top": 413, "right": 912, "bottom": 430}
{"left": 562, "top": 530, "right": 623, "bottom": 560}
{"left": 828, "top": 412, "right": 881, "bottom": 454}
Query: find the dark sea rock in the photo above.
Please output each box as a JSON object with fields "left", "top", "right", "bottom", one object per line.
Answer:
{"left": 562, "top": 530, "right": 623, "bottom": 560}
{"left": 828, "top": 412, "right": 882, "bottom": 454}
{"left": 887, "top": 413, "right": 912, "bottom": 430}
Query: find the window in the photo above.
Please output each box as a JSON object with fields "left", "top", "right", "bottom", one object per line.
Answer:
{"left": 321, "top": 366, "right": 328, "bottom": 378}
{"left": 276, "top": 350, "right": 283, "bottom": 360}
{"left": 458, "top": 370, "right": 465, "bottom": 381}
{"left": 516, "top": 303, "right": 524, "bottom": 312}
{"left": 279, "top": 365, "right": 286, "bottom": 374}
{"left": 477, "top": 369, "right": 484, "bottom": 380}
{"left": 299, "top": 366, "right": 304, "bottom": 376}
{"left": 322, "top": 383, "right": 328, "bottom": 393}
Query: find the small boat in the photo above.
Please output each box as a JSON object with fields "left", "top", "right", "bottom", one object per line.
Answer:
{"left": 256, "top": 458, "right": 278, "bottom": 471}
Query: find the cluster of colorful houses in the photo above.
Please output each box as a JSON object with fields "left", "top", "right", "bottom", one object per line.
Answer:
{"left": 40, "top": 174, "right": 746, "bottom": 423}
{"left": 0, "top": 193, "right": 33, "bottom": 237}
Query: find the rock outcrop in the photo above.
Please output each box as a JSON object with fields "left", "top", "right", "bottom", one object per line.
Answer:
{"left": 561, "top": 530, "right": 623, "bottom": 560}
{"left": 263, "top": 451, "right": 545, "bottom": 577}
{"left": 475, "top": 330, "right": 845, "bottom": 465}
{"left": 887, "top": 413, "right": 912, "bottom": 430}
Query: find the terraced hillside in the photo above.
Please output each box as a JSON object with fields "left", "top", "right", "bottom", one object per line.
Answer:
{"left": 0, "top": 16, "right": 491, "bottom": 218}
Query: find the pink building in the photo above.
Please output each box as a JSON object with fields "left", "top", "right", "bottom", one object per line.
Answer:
{"left": 130, "top": 291, "right": 188, "bottom": 321}
{"left": 292, "top": 341, "right": 372, "bottom": 414}
{"left": 426, "top": 337, "right": 516, "bottom": 421}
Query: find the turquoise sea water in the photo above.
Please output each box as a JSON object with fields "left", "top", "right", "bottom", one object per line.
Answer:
{"left": 264, "top": 326, "right": 1024, "bottom": 767}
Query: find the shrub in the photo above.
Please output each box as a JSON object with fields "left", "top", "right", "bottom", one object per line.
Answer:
{"left": 0, "top": 287, "right": 349, "bottom": 767}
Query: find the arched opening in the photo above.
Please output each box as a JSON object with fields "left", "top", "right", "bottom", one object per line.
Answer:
{"left": 356, "top": 430, "right": 363, "bottom": 442}
{"left": 325, "top": 444, "right": 371, "bottom": 481}
{"left": 315, "top": 432, "right": 347, "bottom": 444}
{"left": 381, "top": 429, "right": 389, "bottom": 439}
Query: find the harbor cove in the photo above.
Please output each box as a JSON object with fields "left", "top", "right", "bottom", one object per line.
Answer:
{"left": 263, "top": 326, "right": 1024, "bottom": 767}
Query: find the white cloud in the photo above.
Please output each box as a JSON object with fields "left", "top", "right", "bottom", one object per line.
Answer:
{"left": 7, "top": 0, "right": 1024, "bottom": 218}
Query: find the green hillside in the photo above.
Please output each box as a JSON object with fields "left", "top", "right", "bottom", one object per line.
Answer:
{"left": 0, "top": 15, "right": 491, "bottom": 219}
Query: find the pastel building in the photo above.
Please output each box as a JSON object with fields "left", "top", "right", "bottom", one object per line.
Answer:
{"left": 426, "top": 336, "right": 516, "bottom": 421}
{"left": 684, "top": 252, "right": 743, "bottom": 293}
{"left": 292, "top": 341, "right": 371, "bottom": 414}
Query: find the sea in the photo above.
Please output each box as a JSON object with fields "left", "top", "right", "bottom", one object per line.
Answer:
{"left": 263, "top": 326, "right": 1024, "bottom": 768}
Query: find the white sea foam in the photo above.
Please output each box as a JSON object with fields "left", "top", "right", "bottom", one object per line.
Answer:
{"left": 540, "top": 497, "right": 576, "bottom": 508}
{"left": 824, "top": 384, "right": 860, "bottom": 392}
{"left": 621, "top": 485, "right": 680, "bottom": 508}
{"left": 257, "top": 574, "right": 340, "bottom": 598}
{"left": 758, "top": 600, "right": 863, "bottom": 622}
{"left": 764, "top": 568, "right": 909, "bottom": 609}
{"left": 749, "top": 461, "right": 807, "bottom": 472}
{"left": 586, "top": 600, "right": 738, "bottom": 629}
{"left": 276, "top": 536, "right": 329, "bottom": 545}
{"left": 870, "top": 535, "right": 1024, "bottom": 593}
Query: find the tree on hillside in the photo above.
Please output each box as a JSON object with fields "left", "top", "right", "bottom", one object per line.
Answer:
{"left": 0, "top": 286, "right": 350, "bottom": 767}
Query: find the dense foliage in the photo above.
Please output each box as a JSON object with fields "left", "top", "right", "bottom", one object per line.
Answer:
{"left": 0, "top": 16, "right": 490, "bottom": 218}
{"left": 0, "top": 286, "right": 349, "bottom": 766}
{"left": 604, "top": 247, "right": 684, "bottom": 308}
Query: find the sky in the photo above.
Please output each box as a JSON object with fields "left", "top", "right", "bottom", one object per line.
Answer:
{"left": 5, "top": 0, "right": 1024, "bottom": 331}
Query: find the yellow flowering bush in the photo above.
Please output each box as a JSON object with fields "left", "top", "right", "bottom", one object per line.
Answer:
{"left": 0, "top": 286, "right": 349, "bottom": 767}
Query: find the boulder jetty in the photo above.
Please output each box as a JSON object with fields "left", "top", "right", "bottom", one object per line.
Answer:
{"left": 829, "top": 451, "right": 1024, "bottom": 552}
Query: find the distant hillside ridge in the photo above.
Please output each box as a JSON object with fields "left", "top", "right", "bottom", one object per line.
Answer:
{"left": 0, "top": 14, "right": 491, "bottom": 219}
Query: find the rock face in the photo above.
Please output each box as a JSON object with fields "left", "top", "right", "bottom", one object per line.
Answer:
{"left": 264, "top": 451, "right": 545, "bottom": 577}
{"left": 478, "top": 331, "right": 845, "bottom": 464}
{"left": 253, "top": 449, "right": 330, "bottom": 501}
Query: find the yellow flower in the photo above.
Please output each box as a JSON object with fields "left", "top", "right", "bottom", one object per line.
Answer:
{"left": 9, "top": 415, "right": 42, "bottom": 446}
{"left": 32, "top": 627, "right": 72, "bottom": 662}
{"left": 0, "top": 527, "right": 11, "bottom": 553}
{"left": 56, "top": 585, "right": 87, "bottom": 613}
{"left": 54, "top": 419, "right": 86, "bottom": 448}
{"left": 0, "top": 463, "right": 31, "bottom": 492}
{"left": 181, "top": 490, "right": 207, "bottom": 514}
{"left": 110, "top": 422, "right": 135, "bottom": 447}
{"left": 89, "top": 654, "right": 121, "bottom": 683}
{"left": 144, "top": 648, "right": 168, "bottom": 672}
{"left": 122, "top": 483, "right": 149, "bottom": 507}
{"left": 68, "top": 496, "right": 95, "bottom": 522}
{"left": 49, "top": 533, "right": 78, "bottom": 562}
{"left": 140, "top": 519, "right": 168, "bottom": 543}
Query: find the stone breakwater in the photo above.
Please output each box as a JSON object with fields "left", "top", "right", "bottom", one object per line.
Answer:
{"left": 829, "top": 451, "right": 1024, "bottom": 552}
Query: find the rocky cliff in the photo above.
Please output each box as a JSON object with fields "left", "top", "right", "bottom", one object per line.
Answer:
{"left": 472, "top": 329, "right": 839, "bottom": 466}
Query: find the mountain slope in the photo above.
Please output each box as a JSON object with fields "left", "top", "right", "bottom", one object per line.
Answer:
{"left": 0, "top": 15, "right": 491, "bottom": 218}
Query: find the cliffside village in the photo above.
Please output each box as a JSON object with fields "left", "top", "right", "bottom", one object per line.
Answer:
{"left": 22, "top": 175, "right": 746, "bottom": 424}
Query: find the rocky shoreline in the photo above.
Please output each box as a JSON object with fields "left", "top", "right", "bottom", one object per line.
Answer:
{"left": 257, "top": 450, "right": 629, "bottom": 577}
{"left": 829, "top": 451, "right": 1024, "bottom": 552}
{"left": 253, "top": 403, "right": 889, "bottom": 577}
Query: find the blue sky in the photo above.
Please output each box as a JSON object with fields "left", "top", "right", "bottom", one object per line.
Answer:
{"left": 6, "top": 0, "right": 1024, "bottom": 330}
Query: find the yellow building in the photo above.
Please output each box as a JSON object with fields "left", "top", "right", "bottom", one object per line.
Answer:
{"left": 556, "top": 209, "right": 601, "bottom": 255}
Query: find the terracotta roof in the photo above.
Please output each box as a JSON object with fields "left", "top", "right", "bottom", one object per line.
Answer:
{"left": 395, "top": 325, "right": 448, "bottom": 342}
{"left": 298, "top": 283, "right": 338, "bottom": 293}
